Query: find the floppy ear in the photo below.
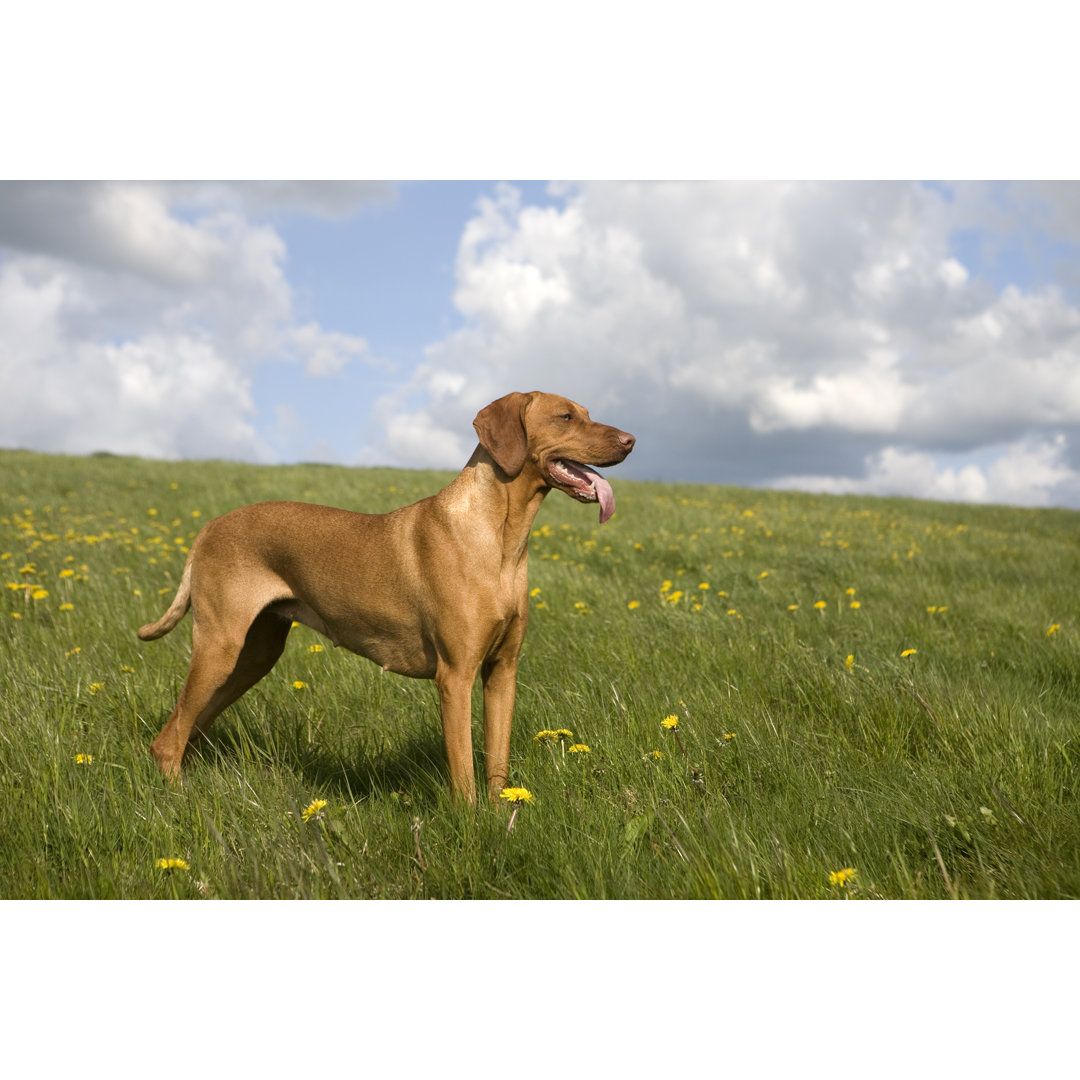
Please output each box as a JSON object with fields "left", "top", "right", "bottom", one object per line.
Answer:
{"left": 473, "top": 392, "right": 531, "bottom": 478}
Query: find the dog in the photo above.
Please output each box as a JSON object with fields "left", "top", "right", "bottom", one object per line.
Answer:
{"left": 138, "top": 391, "right": 635, "bottom": 804}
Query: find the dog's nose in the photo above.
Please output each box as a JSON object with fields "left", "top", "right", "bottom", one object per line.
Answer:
{"left": 618, "top": 430, "right": 636, "bottom": 452}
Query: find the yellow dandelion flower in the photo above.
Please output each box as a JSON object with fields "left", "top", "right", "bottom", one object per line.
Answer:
{"left": 292, "top": 680, "right": 308, "bottom": 689}
{"left": 67, "top": 646, "right": 81, "bottom": 656}
{"left": 1047, "top": 624, "right": 1061, "bottom": 636}
{"left": 845, "top": 653, "right": 855, "bottom": 669}
{"left": 758, "top": 570, "right": 769, "bottom": 579}
{"left": 661, "top": 715, "right": 679, "bottom": 730}
{"left": 829, "top": 867, "right": 857, "bottom": 887}
{"left": 156, "top": 858, "right": 190, "bottom": 870}
{"left": 845, "top": 587, "right": 856, "bottom": 595}
{"left": 308, "top": 644, "right": 324, "bottom": 653}
{"left": 529, "top": 587, "right": 541, "bottom": 597}
{"left": 900, "top": 648, "right": 917, "bottom": 658}
{"left": 627, "top": 600, "right": 640, "bottom": 609}
{"left": 120, "top": 664, "right": 135, "bottom": 674}
{"left": 647, "top": 749, "right": 666, "bottom": 760}
{"left": 10, "top": 611, "right": 22, "bottom": 619}
{"left": 59, "top": 602, "right": 74, "bottom": 611}
{"left": 301, "top": 798, "right": 328, "bottom": 822}
{"left": 499, "top": 787, "right": 533, "bottom": 804}
{"left": 31, "top": 588, "right": 49, "bottom": 600}
{"left": 926, "top": 606, "right": 937, "bottom": 614}
{"left": 567, "top": 744, "right": 590, "bottom": 754}
{"left": 849, "top": 600, "right": 861, "bottom": 609}
{"left": 699, "top": 582, "right": 710, "bottom": 590}
{"left": 75, "top": 753, "right": 94, "bottom": 764}
{"left": 59, "top": 569, "right": 75, "bottom": 579}
{"left": 668, "top": 590, "right": 683, "bottom": 604}
{"left": 18, "top": 563, "right": 36, "bottom": 575}
{"left": 723, "top": 732, "right": 736, "bottom": 741}
{"left": 787, "top": 604, "right": 799, "bottom": 611}
{"left": 727, "top": 608, "right": 738, "bottom": 616}
{"left": 553, "top": 728, "right": 573, "bottom": 739}
{"left": 814, "top": 600, "right": 827, "bottom": 609}
{"left": 88, "top": 682, "right": 104, "bottom": 694}
{"left": 660, "top": 580, "right": 672, "bottom": 593}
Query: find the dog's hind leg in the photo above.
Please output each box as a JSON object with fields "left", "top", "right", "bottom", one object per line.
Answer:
{"left": 150, "top": 608, "right": 291, "bottom": 778}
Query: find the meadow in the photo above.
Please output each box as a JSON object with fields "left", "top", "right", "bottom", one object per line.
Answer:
{"left": 2, "top": 446, "right": 1079, "bottom": 899}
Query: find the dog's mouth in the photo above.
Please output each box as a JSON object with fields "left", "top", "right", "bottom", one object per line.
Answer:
{"left": 547, "top": 458, "right": 616, "bottom": 523}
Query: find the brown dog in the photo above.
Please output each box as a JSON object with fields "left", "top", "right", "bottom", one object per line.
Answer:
{"left": 138, "top": 391, "right": 635, "bottom": 803}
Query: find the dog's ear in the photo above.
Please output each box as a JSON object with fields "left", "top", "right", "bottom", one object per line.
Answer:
{"left": 473, "top": 392, "right": 531, "bottom": 478}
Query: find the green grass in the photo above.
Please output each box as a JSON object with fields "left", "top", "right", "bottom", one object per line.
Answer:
{"left": 2, "top": 447, "right": 1079, "bottom": 898}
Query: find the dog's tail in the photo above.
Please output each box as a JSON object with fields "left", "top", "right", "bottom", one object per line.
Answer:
{"left": 137, "top": 554, "right": 193, "bottom": 641}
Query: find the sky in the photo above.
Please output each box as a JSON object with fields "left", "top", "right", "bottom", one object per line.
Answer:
{"left": 4, "top": 179, "right": 1080, "bottom": 509}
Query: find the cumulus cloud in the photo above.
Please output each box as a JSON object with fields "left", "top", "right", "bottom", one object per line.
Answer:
{"left": 0, "top": 181, "right": 384, "bottom": 460}
{"left": 365, "top": 181, "right": 1080, "bottom": 507}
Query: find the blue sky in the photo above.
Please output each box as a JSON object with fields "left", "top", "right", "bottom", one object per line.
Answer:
{"left": 4, "top": 180, "right": 1080, "bottom": 508}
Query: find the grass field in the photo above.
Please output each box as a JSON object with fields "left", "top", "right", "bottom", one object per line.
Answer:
{"left": 2, "top": 446, "right": 1079, "bottom": 899}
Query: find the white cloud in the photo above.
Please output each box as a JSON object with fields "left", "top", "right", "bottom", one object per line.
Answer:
{"left": 773, "top": 434, "right": 1075, "bottom": 508}
{"left": 365, "top": 180, "right": 1080, "bottom": 507}
{"left": 0, "top": 182, "right": 383, "bottom": 460}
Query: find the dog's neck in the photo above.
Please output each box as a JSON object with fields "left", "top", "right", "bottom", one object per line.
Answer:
{"left": 437, "top": 445, "right": 550, "bottom": 564}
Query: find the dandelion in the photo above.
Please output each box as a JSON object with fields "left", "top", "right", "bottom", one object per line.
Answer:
{"left": 845, "top": 587, "right": 856, "bottom": 596}
{"left": 292, "top": 680, "right": 308, "bottom": 690}
{"left": 723, "top": 732, "right": 736, "bottom": 741}
{"left": 845, "top": 653, "right": 855, "bottom": 669}
{"left": 499, "top": 787, "right": 533, "bottom": 804}
{"left": 900, "top": 648, "right": 917, "bottom": 658}
{"left": 499, "top": 787, "right": 533, "bottom": 834}
{"left": 727, "top": 608, "right": 738, "bottom": 616}
{"left": 529, "top": 587, "right": 541, "bottom": 597}
{"left": 301, "top": 798, "right": 328, "bottom": 822}
{"left": 627, "top": 600, "right": 640, "bottom": 610}
{"left": 59, "top": 569, "right": 75, "bottom": 579}
{"left": 10, "top": 612, "right": 21, "bottom": 619}
{"left": 647, "top": 749, "right": 666, "bottom": 760}
{"left": 59, "top": 602, "right": 74, "bottom": 611}
{"left": 553, "top": 729, "right": 573, "bottom": 740}
{"left": 814, "top": 600, "right": 827, "bottom": 610}
{"left": 120, "top": 665, "right": 135, "bottom": 674}
{"left": 156, "top": 858, "right": 190, "bottom": 870}
{"left": 699, "top": 582, "right": 710, "bottom": 590}
{"left": 829, "top": 867, "right": 857, "bottom": 887}
{"left": 31, "top": 588, "right": 48, "bottom": 600}
{"left": 661, "top": 715, "right": 679, "bottom": 730}
{"left": 308, "top": 644, "right": 324, "bottom": 653}
{"left": 87, "top": 682, "right": 104, "bottom": 694}
{"left": 67, "top": 646, "right": 81, "bottom": 656}
{"left": 75, "top": 753, "right": 94, "bottom": 764}
{"left": 567, "top": 744, "right": 590, "bottom": 754}
{"left": 850, "top": 600, "right": 861, "bottom": 609}
{"left": 660, "top": 580, "right": 672, "bottom": 593}
{"left": 667, "top": 590, "right": 683, "bottom": 604}
{"left": 758, "top": 570, "right": 769, "bottom": 579}
{"left": 787, "top": 604, "right": 799, "bottom": 612}
{"left": 1047, "top": 624, "right": 1061, "bottom": 637}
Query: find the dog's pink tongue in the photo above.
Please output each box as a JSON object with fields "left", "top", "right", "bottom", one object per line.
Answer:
{"left": 579, "top": 464, "right": 615, "bottom": 523}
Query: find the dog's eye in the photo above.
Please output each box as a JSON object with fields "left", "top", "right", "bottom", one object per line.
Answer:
{"left": 560, "top": 413, "right": 573, "bottom": 421}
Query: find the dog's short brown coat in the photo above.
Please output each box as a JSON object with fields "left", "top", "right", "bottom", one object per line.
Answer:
{"left": 139, "top": 391, "right": 634, "bottom": 803}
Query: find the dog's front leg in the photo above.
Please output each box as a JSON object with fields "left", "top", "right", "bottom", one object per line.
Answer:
{"left": 435, "top": 663, "right": 478, "bottom": 805}
{"left": 481, "top": 628, "right": 525, "bottom": 801}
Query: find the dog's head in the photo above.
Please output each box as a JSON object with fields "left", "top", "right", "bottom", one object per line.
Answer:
{"left": 473, "top": 391, "right": 635, "bottom": 523}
